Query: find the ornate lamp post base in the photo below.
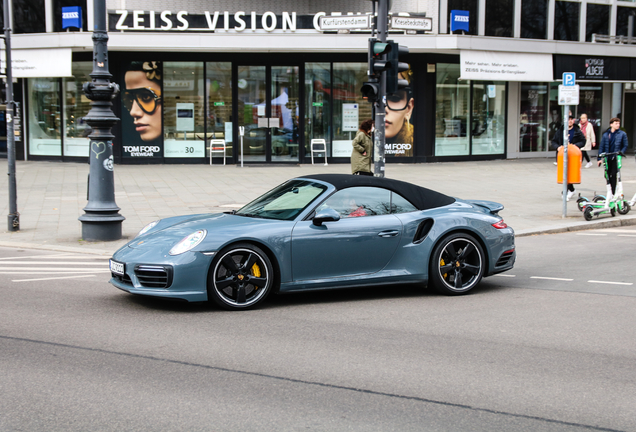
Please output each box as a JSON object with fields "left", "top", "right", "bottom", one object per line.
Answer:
{"left": 80, "top": 212, "right": 125, "bottom": 241}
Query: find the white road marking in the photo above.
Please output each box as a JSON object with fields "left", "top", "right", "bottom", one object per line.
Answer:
{"left": 617, "top": 235, "right": 636, "bottom": 237}
{"left": 575, "top": 233, "right": 607, "bottom": 236}
{"left": 530, "top": 276, "right": 574, "bottom": 281}
{"left": 594, "top": 229, "right": 636, "bottom": 233}
{"left": 220, "top": 204, "right": 244, "bottom": 208}
{"left": 0, "top": 254, "right": 100, "bottom": 260}
{"left": 12, "top": 275, "right": 99, "bottom": 282}
{"left": 588, "top": 280, "right": 633, "bottom": 286}
{"left": 494, "top": 274, "right": 516, "bottom": 277}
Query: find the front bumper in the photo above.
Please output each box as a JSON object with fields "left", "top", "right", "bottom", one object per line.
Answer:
{"left": 109, "top": 246, "right": 212, "bottom": 302}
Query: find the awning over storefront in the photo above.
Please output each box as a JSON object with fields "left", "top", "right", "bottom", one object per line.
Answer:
{"left": 460, "top": 50, "right": 553, "bottom": 82}
{"left": 2, "top": 48, "right": 72, "bottom": 78}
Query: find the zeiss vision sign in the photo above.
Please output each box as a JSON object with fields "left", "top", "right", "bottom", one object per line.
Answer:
{"left": 62, "top": 6, "right": 82, "bottom": 29}
{"left": 450, "top": 10, "right": 469, "bottom": 32}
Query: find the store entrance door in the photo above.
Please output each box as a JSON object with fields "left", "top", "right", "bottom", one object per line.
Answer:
{"left": 237, "top": 65, "right": 300, "bottom": 163}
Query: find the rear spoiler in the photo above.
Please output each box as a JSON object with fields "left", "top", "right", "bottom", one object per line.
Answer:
{"left": 465, "top": 200, "right": 504, "bottom": 215}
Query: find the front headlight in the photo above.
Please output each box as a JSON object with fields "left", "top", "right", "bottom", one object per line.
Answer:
{"left": 169, "top": 230, "right": 207, "bottom": 255}
{"left": 137, "top": 220, "right": 159, "bottom": 237}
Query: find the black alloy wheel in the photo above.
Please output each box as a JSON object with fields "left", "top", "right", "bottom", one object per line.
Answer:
{"left": 208, "top": 243, "right": 274, "bottom": 310}
{"left": 429, "top": 233, "right": 485, "bottom": 295}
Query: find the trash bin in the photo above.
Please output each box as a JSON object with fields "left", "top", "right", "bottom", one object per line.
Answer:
{"left": 557, "top": 144, "right": 582, "bottom": 184}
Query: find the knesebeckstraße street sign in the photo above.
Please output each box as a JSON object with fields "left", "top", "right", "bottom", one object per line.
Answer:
{"left": 390, "top": 16, "right": 432, "bottom": 31}
{"left": 319, "top": 15, "right": 371, "bottom": 30}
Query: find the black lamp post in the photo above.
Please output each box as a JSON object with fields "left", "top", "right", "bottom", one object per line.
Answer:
{"left": 78, "top": 0, "right": 125, "bottom": 241}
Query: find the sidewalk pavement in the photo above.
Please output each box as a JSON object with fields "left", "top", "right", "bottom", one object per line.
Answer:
{"left": 1, "top": 157, "right": 635, "bottom": 256}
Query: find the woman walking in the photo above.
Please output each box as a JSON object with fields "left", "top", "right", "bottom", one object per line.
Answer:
{"left": 579, "top": 113, "right": 596, "bottom": 168}
{"left": 351, "top": 119, "right": 374, "bottom": 176}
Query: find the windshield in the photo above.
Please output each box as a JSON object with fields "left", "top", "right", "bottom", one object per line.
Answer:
{"left": 236, "top": 180, "right": 328, "bottom": 221}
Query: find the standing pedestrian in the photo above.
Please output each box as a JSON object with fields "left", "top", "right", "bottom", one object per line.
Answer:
{"left": 579, "top": 113, "right": 596, "bottom": 168}
{"left": 351, "top": 119, "right": 374, "bottom": 176}
{"left": 551, "top": 115, "right": 585, "bottom": 201}
{"left": 597, "top": 117, "right": 629, "bottom": 200}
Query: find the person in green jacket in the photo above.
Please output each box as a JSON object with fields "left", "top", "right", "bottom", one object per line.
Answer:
{"left": 351, "top": 119, "right": 374, "bottom": 175}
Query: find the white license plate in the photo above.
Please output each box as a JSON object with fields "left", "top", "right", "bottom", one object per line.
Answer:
{"left": 110, "top": 259, "right": 125, "bottom": 275}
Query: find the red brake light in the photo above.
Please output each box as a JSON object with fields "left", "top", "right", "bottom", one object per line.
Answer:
{"left": 492, "top": 220, "right": 508, "bottom": 229}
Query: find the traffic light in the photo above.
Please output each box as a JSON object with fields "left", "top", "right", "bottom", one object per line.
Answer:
{"left": 361, "top": 38, "right": 392, "bottom": 103}
{"left": 386, "top": 41, "right": 409, "bottom": 95}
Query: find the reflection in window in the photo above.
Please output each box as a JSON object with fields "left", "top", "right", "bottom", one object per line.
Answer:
{"left": 13, "top": 0, "right": 45, "bottom": 33}
{"left": 586, "top": 4, "right": 609, "bottom": 42}
{"left": 554, "top": 1, "right": 580, "bottom": 41}
{"left": 472, "top": 82, "right": 505, "bottom": 155}
{"left": 271, "top": 66, "right": 300, "bottom": 161}
{"left": 163, "top": 62, "right": 205, "bottom": 158}
{"left": 28, "top": 78, "right": 62, "bottom": 156}
{"left": 321, "top": 187, "right": 391, "bottom": 218}
{"left": 521, "top": 0, "right": 548, "bottom": 39}
{"left": 237, "top": 180, "right": 327, "bottom": 221}
{"left": 520, "top": 83, "right": 548, "bottom": 152}
{"left": 305, "top": 63, "right": 331, "bottom": 158}
{"left": 332, "top": 63, "right": 370, "bottom": 159}
{"left": 448, "top": 0, "right": 479, "bottom": 35}
{"left": 616, "top": 7, "right": 636, "bottom": 38}
{"left": 485, "top": 0, "right": 513, "bottom": 37}
{"left": 63, "top": 62, "right": 92, "bottom": 157}
{"left": 435, "top": 64, "right": 469, "bottom": 156}
{"left": 390, "top": 193, "right": 417, "bottom": 214}
{"left": 206, "top": 62, "right": 232, "bottom": 158}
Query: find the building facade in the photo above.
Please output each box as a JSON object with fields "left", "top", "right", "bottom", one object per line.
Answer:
{"left": 3, "top": 0, "right": 636, "bottom": 165}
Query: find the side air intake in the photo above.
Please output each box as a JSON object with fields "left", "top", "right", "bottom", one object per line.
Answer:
{"left": 413, "top": 219, "right": 434, "bottom": 244}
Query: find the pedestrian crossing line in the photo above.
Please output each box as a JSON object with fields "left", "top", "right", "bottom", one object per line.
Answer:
{"left": 12, "top": 275, "right": 100, "bottom": 282}
{"left": 0, "top": 254, "right": 106, "bottom": 260}
{"left": 617, "top": 234, "right": 636, "bottom": 238}
{"left": 530, "top": 276, "right": 574, "bottom": 281}
{"left": 575, "top": 233, "right": 607, "bottom": 236}
{"left": 494, "top": 274, "right": 515, "bottom": 277}
{"left": 588, "top": 280, "right": 633, "bottom": 286}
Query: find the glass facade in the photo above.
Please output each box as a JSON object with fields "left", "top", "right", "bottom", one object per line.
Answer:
{"left": 615, "top": 7, "right": 636, "bottom": 37}
{"left": 519, "top": 83, "right": 548, "bottom": 152}
{"left": 586, "top": 4, "right": 610, "bottom": 42}
{"left": 206, "top": 62, "right": 233, "bottom": 158}
{"left": 471, "top": 82, "right": 506, "bottom": 155}
{"left": 28, "top": 78, "right": 61, "bottom": 156}
{"left": 14, "top": 0, "right": 46, "bottom": 33}
{"left": 554, "top": 1, "right": 580, "bottom": 41}
{"left": 63, "top": 62, "right": 92, "bottom": 157}
{"left": 53, "top": 0, "right": 88, "bottom": 32}
{"left": 521, "top": 0, "right": 548, "bottom": 39}
{"left": 485, "top": 0, "right": 513, "bottom": 37}
{"left": 163, "top": 61, "right": 206, "bottom": 158}
{"left": 305, "top": 63, "right": 331, "bottom": 157}
{"left": 436, "top": 64, "right": 469, "bottom": 156}
{"left": 331, "top": 63, "right": 369, "bottom": 159}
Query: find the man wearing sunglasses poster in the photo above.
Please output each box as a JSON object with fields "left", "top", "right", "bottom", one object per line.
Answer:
{"left": 122, "top": 61, "right": 163, "bottom": 158}
{"left": 385, "top": 69, "right": 414, "bottom": 157}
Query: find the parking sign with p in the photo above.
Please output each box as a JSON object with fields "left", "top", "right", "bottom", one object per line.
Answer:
{"left": 562, "top": 72, "right": 576, "bottom": 86}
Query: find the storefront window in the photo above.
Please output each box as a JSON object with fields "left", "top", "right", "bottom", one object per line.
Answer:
{"left": 206, "top": 62, "right": 233, "bottom": 159}
{"left": 435, "top": 64, "right": 469, "bottom": 156}
{"left": 63, "top": 62, "right": 92, "bottom": 157}
{"left": 520, "top": 83, "right": 548, "bottom": 152}
{"left": 163, "top": 62, "right": 205, "bottom": 158}
{"left": 521, "top": 0, "right": 548, "bottom": 39}
{"left": 305, "top": 63, "right": 331, "bottom": 157}
{"left": 121, "top": 60, "right": 163, "bottom": 159}
{"left": 13, "top": 0, "right": 45, "bottom": 33}
{"left": 586, "top": 4, "right": 610, "bottom": 42}
{"left": 332, "top": 63, "right": 369, "bottom": 158}
{"left": 554, "top": 1, "right": 580, "bottom": 41}
{"left": 471, "top": 82, "right": 505, "bottom": 155}
{"left": 448, "top": 0, "right": 479, "bottom": 35}
{"left": 53, "top": 0, "right": 88, "bottom": 32}
{"left": 271, "top": 66, "right": 300, "bottom": 161}
{"left": 616, "top": 7, "right": 636, "bottom": 37}
{"left": 485, "top": 0, "right": 513, "bottom": 37}
{"left": 28, "top": 78, "right": 62, "bottom": 156}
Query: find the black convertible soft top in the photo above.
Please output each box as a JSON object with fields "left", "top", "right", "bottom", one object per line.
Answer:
{"left": 299, "top": 174, "right": 456, "bottom": 211}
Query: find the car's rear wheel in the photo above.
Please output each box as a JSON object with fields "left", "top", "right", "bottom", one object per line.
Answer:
{"left": 429, "top": 233, "right": 484, "bottom": 295}
{"left": 208, "top": 243, "right": 274, "bottom": 310}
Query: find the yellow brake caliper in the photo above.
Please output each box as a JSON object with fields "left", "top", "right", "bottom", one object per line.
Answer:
{"left": 251, "top": 263, "right": 261, "bottom": 289}
{"left": 440, "top": 258, "right": 448, "bottom": 280}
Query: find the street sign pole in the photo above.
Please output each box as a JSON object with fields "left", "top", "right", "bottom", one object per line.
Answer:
{"left": 4, "top": 0, "right": 19, "bottom": 231}
{"left": 373, "top": 0, "right": 388, "bottom": 178}
{"left": 562, "top": 104, "right": 569, "bottom": 218}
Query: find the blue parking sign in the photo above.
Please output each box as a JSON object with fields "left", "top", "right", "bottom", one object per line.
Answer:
{"left": 562, "top": 72, "right": 576, "bottom": 86}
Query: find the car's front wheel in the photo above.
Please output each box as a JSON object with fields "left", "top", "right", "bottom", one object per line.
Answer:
{"left": 429, "top": 233, "right": 485, "bottom": 295}
{"left": 208, "top": 243, "right": 274, "bottom": 310}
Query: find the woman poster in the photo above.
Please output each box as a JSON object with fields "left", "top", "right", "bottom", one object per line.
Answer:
{"left": 121, "top": 61, "right": 163, "bottom": 158}
{"left": 385, "top": 68, "right": 414, "bottom": 157}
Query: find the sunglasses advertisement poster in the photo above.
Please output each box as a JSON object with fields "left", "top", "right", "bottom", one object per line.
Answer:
{"left": 121, "top": 61, "right": 164, "bottom": 158}
{"left": 384, "top": 69, "right": 414, "bottom": 157}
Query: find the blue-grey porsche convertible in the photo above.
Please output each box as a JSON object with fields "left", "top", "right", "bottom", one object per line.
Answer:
{"left": 110, "top": 174, "right": 515, "bottom": 310}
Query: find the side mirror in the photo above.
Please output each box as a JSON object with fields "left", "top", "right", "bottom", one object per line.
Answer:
{"left": 313, "top": 208, "right": 340, "bottom": 226}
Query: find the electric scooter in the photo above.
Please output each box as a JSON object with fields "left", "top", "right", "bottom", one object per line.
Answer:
{"left": 578, "top": 152, "right": 630, "bottom": 221}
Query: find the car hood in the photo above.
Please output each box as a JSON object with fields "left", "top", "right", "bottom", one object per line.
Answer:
{"left": 127, "top": 213, "right": 278, "bottom": 251}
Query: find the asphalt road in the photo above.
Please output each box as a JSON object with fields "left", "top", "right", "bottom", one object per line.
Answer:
{"left": 1, "top": 228, "right": 635, "bottom": 431}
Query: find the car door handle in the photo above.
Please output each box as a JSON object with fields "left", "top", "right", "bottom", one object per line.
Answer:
{"left": 378, "top": 230, "right": 399, "bottom": 238}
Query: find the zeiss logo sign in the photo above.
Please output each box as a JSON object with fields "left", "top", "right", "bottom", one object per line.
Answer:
{"left": 62, "top": 6, "right": 82, "bottom": 29}
{"left": 450, "top": 10, "right": 470, "bottom": 32}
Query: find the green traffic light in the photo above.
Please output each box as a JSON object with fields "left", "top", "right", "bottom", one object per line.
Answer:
{"left": 372, "top": 42, "right": 391, "bottom": 56}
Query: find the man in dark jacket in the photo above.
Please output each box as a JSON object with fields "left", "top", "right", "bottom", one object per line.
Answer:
{"left": 551, "top": 116, "right": 585, "bottom": 201}
{"left": 598, "top": 117, "right": 629, "bottom": 198}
